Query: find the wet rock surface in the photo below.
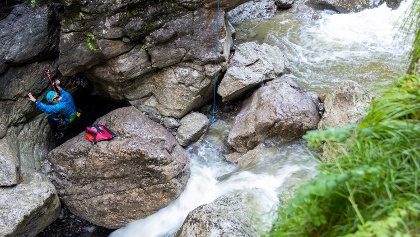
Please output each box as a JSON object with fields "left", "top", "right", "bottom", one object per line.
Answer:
{"left": 37, "top": 206, "right": 114, "bottom": 237}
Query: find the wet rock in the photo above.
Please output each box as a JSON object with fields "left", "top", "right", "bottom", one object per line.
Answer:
{"left": 227, "top": 0, "right": 278, "bottom": 25}
{"left": 176, "top": 112, "right": 210, "bottom": 147}
{"left": 177, "top": 192, "right": 258, "bottom": 237}
{"left": 228, "top": 76, "right": 321, "bottom": 152}
{"left": 163, "top": 117, "right": 181, "bottom": 129}
{"left": 37, "top": 206, "right": 113, "bottom": 237}
{"left": 236, "top": 144, "right": 266, "bottom": 170}
{"left": 0, "top": 171, "right": 60, "bottom": 237}
{"left": 318, "top": 80, "right": 374, "bottom": 129}
{"left": 217, "top": 42, "right": 290, "bottom": 102}
{"left": 48, "top": 106, "right": 190, "bottom": 229}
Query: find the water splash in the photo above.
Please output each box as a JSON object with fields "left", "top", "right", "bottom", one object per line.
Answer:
{"left": 286, "top": 1, "right": 414, "bottom": 91}
{"left": 110, "top": 122, "right": 317, "bottom": 237}
{"left": 235, "top": 0, "right": 414, "bottom": 93}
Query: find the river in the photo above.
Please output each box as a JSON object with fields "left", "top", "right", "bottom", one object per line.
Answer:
{"left": 110, "top": 1, "right": 413, "bottom": 236}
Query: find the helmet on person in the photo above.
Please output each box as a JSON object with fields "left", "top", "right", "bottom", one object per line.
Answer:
{"left": 46, "top": 91, "right": 58, "bottom": 102}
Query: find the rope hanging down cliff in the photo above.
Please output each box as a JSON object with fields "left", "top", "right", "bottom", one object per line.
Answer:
{"left": 211, "top": 0, "right": 221, "bottom": 124}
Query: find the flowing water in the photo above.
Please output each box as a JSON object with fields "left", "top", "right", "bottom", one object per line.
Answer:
{"left": 110, "top": 1, "right": 413, "bottom": 236}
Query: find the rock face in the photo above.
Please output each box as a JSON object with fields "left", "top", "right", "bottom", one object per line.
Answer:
{"left": 0, "top": 135, "right": 19, "bottom": 186}
{"left": 54, "top": 0, "right": 237, "bottom": 118}
{"left": 177, "top": 192, "right": 258, "bottom": 237}
{"left": 0, "top": 3, "right": 61, "bottom": 73}
{"left": 228, "top": 77, "right": 321, "bottom": 152}
{"left": 318, "top": 80, "right": 373, "bottom": 129}
{"left": 48, "top": 106, "right": 190, "bottom": 229}
{"left": 217, "top": 42, "right": 290, "bottom": 102}
{"left": 0, "top": 171, "right": 60, "bottom": 237}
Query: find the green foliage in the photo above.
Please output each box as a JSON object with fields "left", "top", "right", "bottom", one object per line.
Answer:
{"left": 268, "top": 74, "right": 420, "bottom": 236}
{"left": 25, "top": 0, "right": 37, "bottom": 7}
{"left": 401, "top": 0, "right": 420, "bottom": 73}
{"left": 79, "top": 12, "right": 85, "bottom": 20}
{"left": 304, "top": 124, "right": 357, "bottom": 149}
{"left": 86, "top": 33, "right": 97, "bottom": 51}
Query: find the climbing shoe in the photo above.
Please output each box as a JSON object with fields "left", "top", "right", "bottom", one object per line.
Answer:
{"left": 54, "top": 132, "right": 64, "bottom": 140}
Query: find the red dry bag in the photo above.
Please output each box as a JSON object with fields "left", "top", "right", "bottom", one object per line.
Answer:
{"left": 85, "top": 124, "right": 117, "bottom": 144}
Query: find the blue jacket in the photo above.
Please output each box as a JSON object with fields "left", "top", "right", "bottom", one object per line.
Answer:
{"left": 36, "top": 89, "right": 77, "bottom": 122}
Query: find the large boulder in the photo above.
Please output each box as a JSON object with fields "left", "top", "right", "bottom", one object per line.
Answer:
{"left": 177, "top": 192, "right": 258, "bottom": 237}
{"left": 317, "top": 80, "right": 373, "bottom": 129}
{"left": 48, "top": 106, "right": 190, "bottom": 229}
{"left": 0, "top": 171, "right": 60, "bottom": 237}
{"left": 217, "top": 42, "right": 290, "bottom": 102}
{"left": 228, "top": 76, "right": 321, "bottom": 152}
{"left": 227, "top": 0, "right": 278, "bottom": 25}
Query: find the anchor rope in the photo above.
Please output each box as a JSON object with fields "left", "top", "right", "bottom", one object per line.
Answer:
{"left": 211, "top": 0, "right": 221, "bottom": 124}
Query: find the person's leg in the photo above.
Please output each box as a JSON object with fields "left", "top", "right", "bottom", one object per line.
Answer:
{"left": 47, "top": 114, "right": 63, "bottom": 138}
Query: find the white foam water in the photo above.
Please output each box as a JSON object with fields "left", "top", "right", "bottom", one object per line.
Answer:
{"left": 110, "top": 121, "right": 318, "bottom": 237}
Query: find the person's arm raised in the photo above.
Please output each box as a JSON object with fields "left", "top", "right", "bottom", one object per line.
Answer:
{"left": 54, "top": 79, "right": 63, "bottom": 91}
{"left": 28, "top": 93, "right": 37, "bottom": 103}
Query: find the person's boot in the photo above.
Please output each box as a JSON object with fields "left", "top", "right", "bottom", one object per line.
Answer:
{"left": 54, "top": 132, "right": 64, "bottom": 139}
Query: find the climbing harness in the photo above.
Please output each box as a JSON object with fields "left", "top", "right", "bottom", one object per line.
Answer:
{"left": 211, "top": 0, "right": 221, "bottom": 124}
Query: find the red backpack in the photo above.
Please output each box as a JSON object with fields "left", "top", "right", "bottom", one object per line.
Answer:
{"left": 85, "top": 124, "right": 117, "bottom": 144}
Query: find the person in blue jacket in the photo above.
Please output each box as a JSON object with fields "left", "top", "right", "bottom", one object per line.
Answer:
{"left": 28, "top": 79, "right": 77, "bottom": 139}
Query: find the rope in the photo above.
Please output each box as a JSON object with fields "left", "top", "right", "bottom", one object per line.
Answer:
{"left": 211, "top": 0, "right": 221, "bottom": 124}
{"left": 44, "top": 67, "right": 58, "bottom": 92}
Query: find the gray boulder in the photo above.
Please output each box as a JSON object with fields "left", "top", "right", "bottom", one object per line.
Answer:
{"left": 177, "top": 192, "right": 258, "bottom": 237}
{"left": 48, "top": 106, "right": 190, "bottom": 229}
{"left": 176, "top": 112, "right": 210, "bottom": 147}
{"left": 228, "top": 76, "right": 321, "bottom": 152}
{"left": 318, "top": 80, "right": 374, "bottom": 129}
{"left": 218, "top": 42, "right": 290, "bottom": 102}
{"left": 0, "top": 171, "right": 60, "bottom": 237}
{"left": 227, "top": 0, "right": 278, "bottom": 25}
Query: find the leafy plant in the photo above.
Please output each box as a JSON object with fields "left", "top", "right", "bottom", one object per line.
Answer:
{"left": 268, "top": 74, "right": 420, "bottom": 237}
{"left": 25, "top": 0, "right": 37, "bottom": 7}
{"left": 86, "top": 33, "right": 97, "bottom": 51}
{"left": 79, "top": 12, "right": 85, "bottom": 20}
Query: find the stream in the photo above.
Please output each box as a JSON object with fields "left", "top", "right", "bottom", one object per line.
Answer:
{"left": 110, "top": 1, "right": 413, "bottom": 236}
